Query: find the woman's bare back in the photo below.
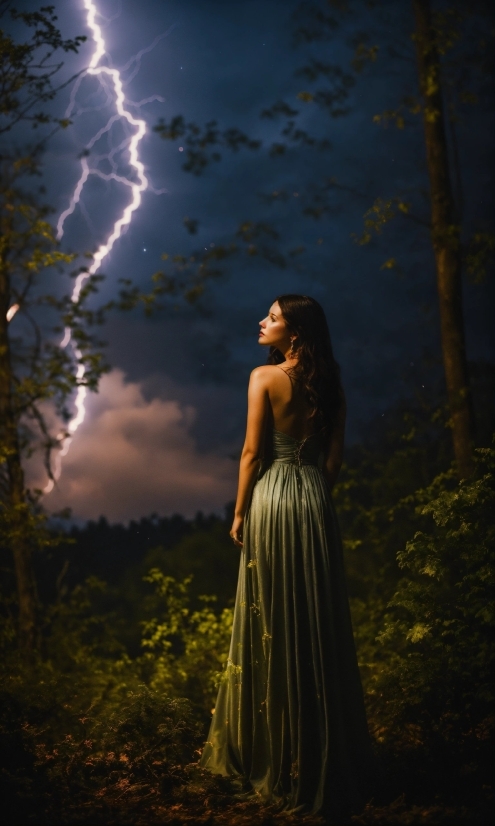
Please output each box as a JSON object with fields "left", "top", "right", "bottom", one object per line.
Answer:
{"left": 265, "top": 365, "right": 315, "bottom": 441}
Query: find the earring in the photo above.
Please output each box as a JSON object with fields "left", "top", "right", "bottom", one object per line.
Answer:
{"left": 289, "top": 338, "right": 295, "bottom": 357}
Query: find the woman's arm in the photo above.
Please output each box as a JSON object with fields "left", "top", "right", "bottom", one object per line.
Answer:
{"left": 323, "top": 394, "right": 346, "bottom": 492}
{"left": 230, "top": 367, "right": 269, "bottom": 546}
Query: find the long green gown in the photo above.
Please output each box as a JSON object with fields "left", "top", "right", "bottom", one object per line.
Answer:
{"left": 200, "top": 429, "right": 374, "bottom": 818}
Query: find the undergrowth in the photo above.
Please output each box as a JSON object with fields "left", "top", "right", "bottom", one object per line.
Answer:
{"left": 0, "top": 446, "right": 493, "bottom": 824}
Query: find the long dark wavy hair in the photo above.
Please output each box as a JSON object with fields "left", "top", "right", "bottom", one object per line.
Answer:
{"left": 268, "top": 294, "right": 344, "bottom": 436}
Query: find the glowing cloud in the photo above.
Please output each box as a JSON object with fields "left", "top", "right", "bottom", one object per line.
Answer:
{"left": 36, "top": 370, "right": 236, "bottom": 522}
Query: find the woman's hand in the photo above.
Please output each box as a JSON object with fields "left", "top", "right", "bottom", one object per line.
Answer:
{"left": 230, "top": 515, "right": 244, "bottom": 548}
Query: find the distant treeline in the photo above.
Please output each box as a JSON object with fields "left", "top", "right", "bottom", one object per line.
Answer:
{"left": 56, "top": 509, "right": 234, "bottom": 590}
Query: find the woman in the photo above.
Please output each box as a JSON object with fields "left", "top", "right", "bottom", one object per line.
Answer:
{"left": 200, "top": 295, "right": 373, "bottom": 819}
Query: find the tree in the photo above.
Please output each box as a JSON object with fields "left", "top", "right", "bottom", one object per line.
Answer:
{"left": 0, "top": 189, "right": 107, "bottom": 648}
{"left": 412, "top": 0, "right": 474, "bottom": 478}
{"left": 0, "top": 5, "right": 100, "bottom": 649}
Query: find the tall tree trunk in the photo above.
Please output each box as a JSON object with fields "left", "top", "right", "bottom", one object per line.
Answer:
{"left": 412, "top": 0, "right": 474, "bottom": 479}
{"left": 0, "top": 235, "right": 38, "bottom": 649}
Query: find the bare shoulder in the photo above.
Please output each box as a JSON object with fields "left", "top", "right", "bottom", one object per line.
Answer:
{"left": 249, "top": 364, "right": 283, "bottom": 390}
{"left": 250, "top": 364, "right": 279, "bottom": 380}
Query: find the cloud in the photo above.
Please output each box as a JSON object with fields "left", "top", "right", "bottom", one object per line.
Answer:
{"left": 35, "top": 370, "right": 237, "bottom": 522}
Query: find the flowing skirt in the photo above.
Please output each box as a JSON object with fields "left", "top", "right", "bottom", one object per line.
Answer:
{"left": 200, "top": 442, "right": 373, "bottom": 817}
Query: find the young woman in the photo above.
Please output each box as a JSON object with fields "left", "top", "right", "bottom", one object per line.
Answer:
{"left": 200, "top": 294, "right": 373, "bottom": 818}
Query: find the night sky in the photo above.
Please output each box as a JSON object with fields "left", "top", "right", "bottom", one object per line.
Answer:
{"left": 14, "top": 0, "right": 494, "bottom": 522}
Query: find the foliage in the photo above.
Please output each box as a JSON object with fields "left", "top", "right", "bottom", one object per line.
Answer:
{"left": 154, "top": 115, "right": 261, "bottom": 176}
{"left": 142, "top": 570, "right": 233, "bottom": 714}
{"left": 330, "top": 397, "right": 494, "bottom": 799}
{"left": 335, "top": 389, "right": 454, "bottom": 604}
{"left": 0, "top": 579, "right": 131, "bottom": 730}
{"left": 0, "top": 554, "right": 235, "bottom": 819}
{"left": 364, "top": 443, "right": 495, "bottom": 782}
{"left": 140, "top": 520, "right": 239, "bottom": 609}
{"left": 464, "top": 231, "right": 495, "bottom": 285}
{"left": 0, "top": 679, "right": 204, "bottom": 825}
{"left": 36, "top": 690, "right": 202, "bottom": 824}
{"left": 0, "top": 574, "right": 216, "bottom": 824}
{"left": 0, "top": 3, "right": 98, "bottom": 651}
{"left": 1, "top": 419, "right": 494, "bottom": 822}
{"left": 0, "top": 197, "right": 111, "bottom": 483}
{"left": 0, "top": 1, "right": 86, "bottom": 137}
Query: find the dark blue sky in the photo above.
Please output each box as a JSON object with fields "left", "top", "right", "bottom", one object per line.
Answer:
{"left": 10, "top": 0, "right": 495, "bottom": 520}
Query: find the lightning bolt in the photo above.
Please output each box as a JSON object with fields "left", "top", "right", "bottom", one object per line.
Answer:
{"left": 4, "top": 0, "right": 171, "bottom": 495}
{"left": 43, "top": 0, "right": 155, "bottom": 493}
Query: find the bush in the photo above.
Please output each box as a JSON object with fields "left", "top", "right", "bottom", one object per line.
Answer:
{"left": 366, "top": 444, "right": 495, "bottom": 786}
{"left": 0, "top": 572, "right": 227, "bottom": 824}
{"left": 0, "top": 683, "right": 203, "bottom": 825}
{"left": 141, "top": 570, "right": 233, "bottom": 714}
{"left": 37, "top": 688, "right": 202, "bottom": 824}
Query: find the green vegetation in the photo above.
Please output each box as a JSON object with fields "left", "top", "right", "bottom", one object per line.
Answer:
{"left": 350, "top": 444, "right": 495, "bottom": 797}
{"left": 1, "top": 394, "right": 493, "bottom": 824}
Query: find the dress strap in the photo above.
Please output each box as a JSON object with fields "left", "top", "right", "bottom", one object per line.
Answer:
{"left": 275, "top": 365, "right": 294, "bottom": 384}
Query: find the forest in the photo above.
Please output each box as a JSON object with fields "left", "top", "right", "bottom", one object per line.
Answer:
{"left": 1, "top": 1, "right": 494, "bottom": 824}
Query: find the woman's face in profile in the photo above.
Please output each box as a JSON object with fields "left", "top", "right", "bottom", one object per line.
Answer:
{"left": 258, "top": 302, "right": 289, "bottom": 349}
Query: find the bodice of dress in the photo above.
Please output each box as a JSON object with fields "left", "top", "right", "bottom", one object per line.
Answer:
{"left": 271, "top": 428, "right": 324, "bottom": 467}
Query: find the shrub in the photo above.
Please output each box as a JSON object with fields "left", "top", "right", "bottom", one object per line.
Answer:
{"left": 0, "top": 575, "right": 209, "bottom": 824}
{"left": 141, "top": 570, "right": 233, "bottom": 714}
{"left": 367, "top": 444, "right": 495, "bottom": 783}
{"left": 37, "top": 688, "right": 202, "bottom": 824}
